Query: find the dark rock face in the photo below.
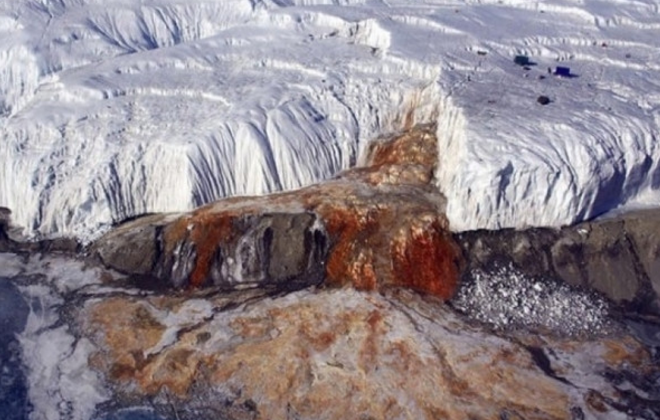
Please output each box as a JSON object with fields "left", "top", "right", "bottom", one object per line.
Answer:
{"left": 93, "top": 212, "right": 329, "bottom": 291}
{"left": 0, "top": 209, "right": 81, "bottom": 255}
{"left": 456, "top": 210, "right": 660, "bottom": 317}
{"left": 92, "top": 214, "right": 167, "bottom": 277}
{"left": 158, "top": 212, "right": 329, "bottom": 290}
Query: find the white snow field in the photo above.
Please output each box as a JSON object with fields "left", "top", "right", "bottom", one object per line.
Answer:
{"left": 1, "top": 0, "right": 659, "bottom": 241}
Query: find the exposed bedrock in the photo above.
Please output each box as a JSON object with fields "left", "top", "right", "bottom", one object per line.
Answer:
{"left": 82, "top": 288, "right": 659, "bottom": 420}
{"left": 90, "top": 124, "right": 464, "bottom": 300}
{"left": 456, "top": 209, "right": 660, "bottom": 317}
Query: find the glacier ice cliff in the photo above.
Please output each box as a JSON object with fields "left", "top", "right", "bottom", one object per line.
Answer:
{"left": 1, "top": 0, "right": 660, "bottom": 241}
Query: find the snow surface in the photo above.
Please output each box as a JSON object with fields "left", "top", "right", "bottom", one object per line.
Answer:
{"left": 1, "top": 0, "right": 659, "bottom": 240}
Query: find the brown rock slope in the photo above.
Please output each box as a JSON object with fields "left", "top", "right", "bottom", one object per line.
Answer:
{"left": 92, "top": 124, "right": 463, "bottom": 300}
{"left": 81, "top": 287, "right": 659, "bottom": 420}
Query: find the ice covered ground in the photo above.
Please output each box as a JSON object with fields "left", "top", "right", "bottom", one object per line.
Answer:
{"left": 1, "top": 0, "right": 659, "bottom": 241}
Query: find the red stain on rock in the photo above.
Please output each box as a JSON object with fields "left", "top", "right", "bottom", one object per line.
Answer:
{"left": 323, "top": 207, "right": 380, "bottom": 291}
{"left": 366, "top": 128, "right": 436, "bottom": 168}
{"left": 98, "top": 124, "right": 464, "bottom": 299}
{"left": 187, "top": 214, "right": 236, "bottom": 288}
{"left": 360, "top": 310, "right": 384, "bottom": 372}
{"left": 162, "top": 212, "right": 237, "bottom": 288}
{"left": 198, "top": 125, "right": 464, "bottom": 299}
{"left": 320, "top": 202, "right": 462, "bottom": 299}
{"left": 391, "top": 220, "right": 463, "bottom": 300}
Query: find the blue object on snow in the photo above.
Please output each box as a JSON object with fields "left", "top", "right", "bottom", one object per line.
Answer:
{"left": 554, "top": 66, "right": 571, "bottom": 77}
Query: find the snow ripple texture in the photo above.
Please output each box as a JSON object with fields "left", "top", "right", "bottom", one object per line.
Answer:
{"left": 1, "top": 0, "right": 660, "bottom": 241}
{"left": 453, "top": 265, "right": 611, "bottom": 336}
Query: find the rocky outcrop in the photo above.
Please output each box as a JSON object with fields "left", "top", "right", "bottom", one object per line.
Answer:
{"left": 456, "top": 209, "right": 660, "bottom": 317}
{"left": 3, "top": 240, "right": 658, "bottom": 420}
{"left": 0, "top": 207, "right": 81, "bottom": 254}
{"left": 81, "top": 287, "right": 660, "bottom": 420}
{"left": 91, "top": 125, "right": 464, "bottom": 300}
{"left": 93, "top": 212, "right": 328, "bottom": 291}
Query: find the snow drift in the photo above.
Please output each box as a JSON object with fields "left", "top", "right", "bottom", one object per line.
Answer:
{"left": 1, "top": 0, "right": 659, "bottom": 240}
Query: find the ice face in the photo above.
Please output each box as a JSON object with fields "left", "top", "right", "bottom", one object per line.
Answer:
{"left": 1, "top": 0, "right": 660, "bottom": 241}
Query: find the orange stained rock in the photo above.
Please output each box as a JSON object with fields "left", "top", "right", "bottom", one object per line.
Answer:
{"left": 365, "top": 127, "right": 437, "bottom": 168}
{"left": 82, "top": 289, "right": 586, "bottom": 420}
{"left": 187, "top": 214, "right": 236, "bottom": 288}
{"left": 602, "top": 336, "right": 651, "bottom": 367}
{"left": 141, "top": 124, "right": 463, "bottom": 298}
{"left": 322, "top": 206, "right": 380, "bottom": 290}
{"left": 391, "top": 220, "right": 463, "bottom": 300}
{"left": 86, "top": 298, "right": 166, "bottom": 383}
{"left": 137, "top": 347, "right": 201, "bottom": 396}
{"left": 162, "top": 212, "right": 239, "bottom": 287}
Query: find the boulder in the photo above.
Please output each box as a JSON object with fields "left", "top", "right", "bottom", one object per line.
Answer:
{"left": 92, "top": 214, "right": 173, "bottom": 277}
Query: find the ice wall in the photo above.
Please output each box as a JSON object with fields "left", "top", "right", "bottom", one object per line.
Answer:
{"left": 433, "top": 0, "right": 660, "bottom": 230}
{"left": 1, "top": 0, "right": 660, "bottom": 241}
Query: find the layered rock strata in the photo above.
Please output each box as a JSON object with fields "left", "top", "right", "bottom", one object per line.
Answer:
{"left": 91, "top": 124, "right": 464, "bottom": 300}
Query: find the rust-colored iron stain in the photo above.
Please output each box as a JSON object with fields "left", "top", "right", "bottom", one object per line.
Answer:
{"left": 134, "top": 125, "right": 463, "bottom": 296}
{"left": 299, "top": 317, "right": 339, "bottom": 352}
{"left": 187, "top": 213, "right": 236, "bottom": 288}
{"left": 602, "top": 337, "right": 650, "bottom": 367}
{"left": 323, "top": 207, "right": 365, "bottom": 288}
{"left": 391, "top": 220, "right": 463, "bottom": 300}
{"left": 367, "top": 131, "right": 436, "bottom": 169}
{"left": 87, "top": 299, "right": 166, "bottom": 384}
{"left": 109, "top": 362, "right": 135, "bottom": 382}
{"left": 162, "top": 217, "right": 192, "bottom": 257}
{"left": 359, "top": 310, "right": 383, "bottom": 372}
{"left": 353, "top": 252, "right": 378, "bottom": 291}
{"left": 321, "top": 206, "right": 380, "bottom": 290}
{"left": 136, "top": 348, "right": 199, "bottom": 396}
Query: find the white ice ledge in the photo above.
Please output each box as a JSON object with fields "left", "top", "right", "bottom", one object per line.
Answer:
{"left": 1, "top": 0, "right": 659, "bottom": 241}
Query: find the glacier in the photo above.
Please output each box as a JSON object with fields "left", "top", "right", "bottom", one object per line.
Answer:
{"left": 1, "top": 0, "right": 659, "bottom": 241}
